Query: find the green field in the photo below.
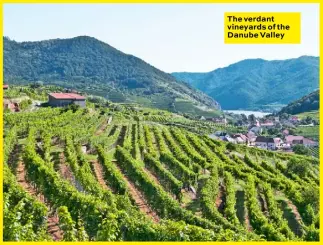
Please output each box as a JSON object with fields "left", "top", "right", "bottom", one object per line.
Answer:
{"left": 296, "top": 110, "right": 319, "bottom": 121}
{"left": 174, "top": 99, "right": 222, "bottom": 117}
{"left": 295, "top": 125, "right": 319, "bottom": 141}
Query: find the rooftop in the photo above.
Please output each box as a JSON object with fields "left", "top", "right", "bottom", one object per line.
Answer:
{"left": 255, "top": 136, "right": 276, "bottom": 143}
{"left": 302, "top": 138, "right": 317, "bottom": 144}
{"left": 260, "top": 122, "right": 274, "bottom": 126}
{"left": 273, "top": 138, "right": 282, "bottom": 144}
{"left": 285, "top": 135, "right": 304, "bottom": 142}
{"left": 232, "top": 133, "right": 248, "bottom": 141}
{"left": 49, "top": 93, "right": 85, "bottom": 100}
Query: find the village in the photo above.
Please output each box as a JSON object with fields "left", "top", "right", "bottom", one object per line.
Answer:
{"left": 203, "top": 114, "right": 319, "bottom": 155}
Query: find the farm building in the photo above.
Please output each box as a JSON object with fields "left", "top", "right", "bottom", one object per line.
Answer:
{"left": 3, "top": 84, "right": 9, "bottom": 90}
{"left": 48, "top": 93, "right": 86, "bottom": 108}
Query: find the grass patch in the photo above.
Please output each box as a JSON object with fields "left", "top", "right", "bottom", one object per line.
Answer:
{"left": 50, "top": 145, "right": 64, "bottom": 153}
{"left": 296, "top": 110, "right": 319, "bottom": 121}
{"left": 174, "top": 100, "right": 221, "bottom": 117}
{"left": 294, "top": 125, "right": 319, "bottom": 141}
{"left": 84, "top": 154, "right": 98, "bottom": 161}
{"left": 17, "top": 138, "right": 27, "bottom": 145}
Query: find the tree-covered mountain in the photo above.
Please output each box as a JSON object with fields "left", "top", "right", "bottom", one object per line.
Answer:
{"left": 4, "top": 36, "right": 220, "bottom": 115}
{"left": 172, "top": 56, "right": 319, "bottom": 111}
{"left": 278, "top": 90, "right": 319, "bottom": 115}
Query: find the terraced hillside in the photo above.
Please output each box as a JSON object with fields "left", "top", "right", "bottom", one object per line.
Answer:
{"left": 4, "top": 105, "right": 319, "bottom": 241}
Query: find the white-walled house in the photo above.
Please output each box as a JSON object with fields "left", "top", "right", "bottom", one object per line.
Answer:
{"left": 268, "top": 138, "right": 283, "bottom": 150}
{"left": 255, "top": 136, "right": 282, "bottom": 150}
{"left": 255, "top": 136, "right": 268, "bottom": 149}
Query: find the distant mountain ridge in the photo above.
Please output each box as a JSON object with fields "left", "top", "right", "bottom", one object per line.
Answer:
{"left": 4, "top": 36, "right": 219, "bottom": 115}
{"left": 278, "top": 90, "right": 319, "bottom": 115}
{"left": 172, "top": 56, "right": 319, "bottom": 111}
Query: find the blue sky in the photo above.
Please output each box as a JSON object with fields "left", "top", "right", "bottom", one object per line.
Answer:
{"left": 4, "top": 3, "right": 319, "bottom": 73}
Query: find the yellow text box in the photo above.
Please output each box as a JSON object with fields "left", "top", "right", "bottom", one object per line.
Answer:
{"left": 224, "top": 12, "right": 301, "bottom": 44}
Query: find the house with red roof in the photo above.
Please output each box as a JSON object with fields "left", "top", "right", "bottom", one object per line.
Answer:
{"left": 285, "top": 135, "right": 303, "bottom": 145}
{"left": 285, "top": 135, "right": 318, "bottom": 147}
{"left": 302, "top": 138, "right": 318, "bottom": 147}
{"left": 289, "top": 116, "right": 300, "bottom": 123}
{"left": 48, "top": 93, "right": 86, "bottom": 108}
{"left": 3, "top": 84, "right": 9, "bottom": 90}
{"left": 231, "top": 133, "right": 248, "bottom": 144}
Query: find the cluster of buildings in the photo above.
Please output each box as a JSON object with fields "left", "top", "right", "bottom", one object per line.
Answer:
{"left": 248, "top": 119, "right": 275, "bottom": 134}
{"left": 253, "top": 135, "right": 317, "bottom": 150}
{"left": 209, "top": 114, "right": 318, "bottom": 152}
{"left": 210, "top": 131, "right": 318, "bottom": 151}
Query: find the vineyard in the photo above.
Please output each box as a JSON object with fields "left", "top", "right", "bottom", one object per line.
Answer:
{"left": 3, "top": 105, "right": 320, "bottom": 241}
{"left": 144, "top": 114, "right": 247, "bottom": 134}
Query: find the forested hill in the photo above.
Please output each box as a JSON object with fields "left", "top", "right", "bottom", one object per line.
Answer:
{"left": 278, "top": 90, "right": 319, "bottom": 115}
{"left": 3, "top": 36, "right": 219, "bottom": 114}
{"left": 172, "top": 56, "right": 319, "bottom": 111}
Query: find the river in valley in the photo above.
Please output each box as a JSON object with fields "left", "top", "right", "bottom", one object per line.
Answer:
{"left": 224, "top": 110, "right": 271, "bottom": 118}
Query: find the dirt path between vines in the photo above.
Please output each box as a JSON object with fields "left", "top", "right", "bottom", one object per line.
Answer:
{"left": 58, "top": 153, "right": 74, "bottom": 182}
{"left": 245, "top": 210, "right": 252, "bottom": 232}
{"left": 275, "top": 191, "right": 302, "bottom": 223}
{"left": 90, "top": 159, "right": 110, "bottom": 190}
{"left": 275, "top": 190, "right": 303, "bottom": 236}
{"left": 282, "top": 199, "right": 303, "bottom": 236}
{"left": 113, "top": 160, "right": 160, "bottom": 223}
{"left": 16, "top": 160, "right": 63, "bottom": 241}
{"left": 215, "top": 184, "right": 226, "bottom": 214}
{"left": 258, "top": 193, "right": 269, "bottom": 217}
{"left": 287, "top": 200, "right": 302, "bottom": 223}
{"left": 142, "top": 167, "right": 161, "bottom": 187}
{"left": 95, "top": 119, "right": 110, "bottom": 136}
{"left": 7, "top": 144, "right": 22, "bottom": 173}
{"left": 58, "top": 152, "right": 84, "bottom": 192}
